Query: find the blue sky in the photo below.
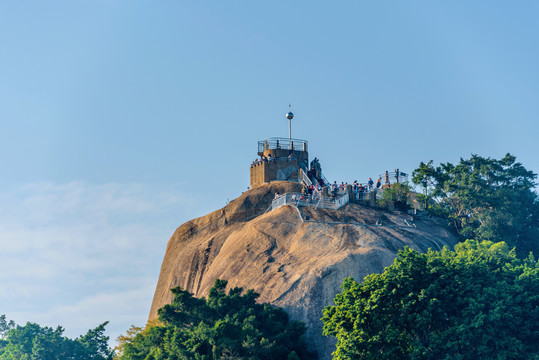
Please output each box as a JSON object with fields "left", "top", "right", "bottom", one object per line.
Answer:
{"left": 1, "top": 1, "right": 538, "bottom": 344}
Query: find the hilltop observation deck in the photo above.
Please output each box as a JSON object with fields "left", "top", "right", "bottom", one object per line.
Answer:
{"left": 250, "top": 137, "right": 310, "bottom": 188}
{"left": 250, "top": 136, "right": 410, "bottom": 212}
{"left": 257, "top": 137, "right": 309, "bottom": 165}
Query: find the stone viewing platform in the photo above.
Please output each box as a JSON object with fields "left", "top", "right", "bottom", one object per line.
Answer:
{"left": 250, "top": 137, "right": 311, "bottom": 188}
{"left": 250, "top": 133, "right": 410, "bottom": 212}
{"left": 250, "top": 109, "right": 410, "bottom": 212}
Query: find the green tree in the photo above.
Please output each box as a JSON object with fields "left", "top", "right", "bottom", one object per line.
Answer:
{"left": 119, "top": 279, "right": 315, "bottom": 360}
{"left": 0, "top": 315, "right": 15, "bottom": 350}
{"left": 0, "top": 319, "right": 114, "bottom": 360}
{"left": 411, "top": 153, "right": 539, "bottom": 255}
{"left": 411, "top": 160, "right": 436, "bottom": 210}
{"left": 114, "top": 324, "right": 144, "bottom": 359}
{"left": 377, "top": 182, "right": 412, "bottom": 210}
{"left": 322, "top": 240, "right": 539, "bottom": 360}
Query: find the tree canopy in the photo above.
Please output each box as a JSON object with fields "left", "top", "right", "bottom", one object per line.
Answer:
{"left": 377, "top": 182, "right": 412, "bottom": 210}
{"left": 411, "top": 153, "right": 539, "bottom": 255}
{"left": 118, "top": 279, "right": 315, "bottom": 360}
{"left": 0, "top": 316, "right": 113, "bottom": 360}
{"left": 322, "top": 240, "right": 539, "bottom": 360}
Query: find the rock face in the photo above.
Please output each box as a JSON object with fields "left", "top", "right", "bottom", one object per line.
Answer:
{"left": 149, "top": 181, "right": 458, "bottom": 359}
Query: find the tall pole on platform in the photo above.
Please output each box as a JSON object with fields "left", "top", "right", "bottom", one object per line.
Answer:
{"left": 286, "top": 105, "right": 294, "bottom": 150}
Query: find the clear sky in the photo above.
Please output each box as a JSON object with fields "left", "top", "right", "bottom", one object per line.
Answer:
{"left": 1, "top": 1, "right": 538, "bottom": 344}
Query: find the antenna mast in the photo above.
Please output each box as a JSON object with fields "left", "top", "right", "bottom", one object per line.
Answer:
{"left": 286, "top": 105, "right": 294, "bottom": 149}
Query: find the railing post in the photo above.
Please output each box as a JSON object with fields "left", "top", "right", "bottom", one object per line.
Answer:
{"left": 369, "top": 191, "right": 376, "bottom": 207}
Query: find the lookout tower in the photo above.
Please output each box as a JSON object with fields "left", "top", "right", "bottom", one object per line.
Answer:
{"left": 250, "top": 137, "right": 309, "bottom": 188}
{"left": 250, "top": 107, "right": 312, "bottom": 188}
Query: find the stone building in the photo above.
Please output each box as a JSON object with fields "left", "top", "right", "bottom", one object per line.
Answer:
{"left": 249, "top": 137, "right": 309, "bottom": 188}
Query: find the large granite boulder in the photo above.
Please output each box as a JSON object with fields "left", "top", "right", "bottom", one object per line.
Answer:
{"left": 149, "top": 181, "right": 457, "bottom": 359}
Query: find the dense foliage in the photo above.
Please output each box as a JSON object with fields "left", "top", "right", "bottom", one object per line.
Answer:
{"left": 412, "top": 153, "right": 539, "bottom": 255}
{"left": 118, "top": 279, "right": 314, "bottom": 360}
{"left": 322, "top": 240, "right": 539, "bottom": 360}
{"left": 0, "top": 315, "right": 113, "bottom": 360}
{"left": 377, "top": 182, "right": 412, "bottom": 210}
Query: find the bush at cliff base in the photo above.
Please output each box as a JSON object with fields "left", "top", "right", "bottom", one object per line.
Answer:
{"left": 322, "top": 240, "right": 539, "bottom": 360}
{"left": 117, "top": 279, "right": 315, "bottom": 360}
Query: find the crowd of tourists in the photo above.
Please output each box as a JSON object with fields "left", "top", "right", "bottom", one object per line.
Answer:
{"left": 258, "top": 154, "right": 405, "bottom": 203}
{"left": 325, "top": 169, "right": 406, "bottom": 201}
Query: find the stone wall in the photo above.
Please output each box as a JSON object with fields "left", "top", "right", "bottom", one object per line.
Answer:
{"left": 250, "top": 159, "right": 300, "bottom": 188}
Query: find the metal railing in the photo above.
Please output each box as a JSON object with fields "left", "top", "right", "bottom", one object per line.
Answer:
{"left": 354, "top": 189, "right": 370, "bottom": 201}
{"left": 351, "top": 188, "right": 384, "bottom": 201}
{"left": 300, "top": 162, "right": 330, "bottom": 188}
{"left": 272, "top": 192, "right": 349, "bottom": 211}
{"left": 377, "top": 171, "right": 409, "bottom": 185}
{"left": 317, "top": 172, "right": 330, "bottom": 187}
{"left": 299, "top": 168, "right": 313, "bottom": 187}
{"left": 258, "top": 137, "right": 308, "bottom": 152}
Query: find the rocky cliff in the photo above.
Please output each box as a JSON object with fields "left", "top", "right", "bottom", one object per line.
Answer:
{"left": 149, "top": 181, "right": 458, "bottom": 359}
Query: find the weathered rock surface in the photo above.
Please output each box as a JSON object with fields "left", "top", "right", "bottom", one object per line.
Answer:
{"left": 149, "top": 181, "right": 458, "bottom": 359}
